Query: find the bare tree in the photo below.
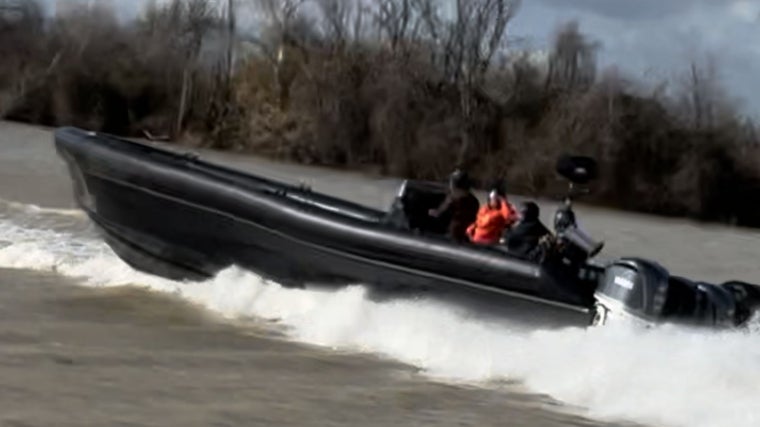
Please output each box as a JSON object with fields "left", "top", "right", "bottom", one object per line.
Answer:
{"left": 497, "top": 50, "right": 544, "bottom": 104}
{"left": 139, "top": 0, "right": 226, "bottom": 136}
{"left": 245, "top": 0, "right": 314, "bottom": 110}
{"left": 314, "top": 0, "right": 365, "bottom": 49}
{"left": 373, "top": 0, "right": 414, "bottom": 52}
{"left": 685, "top": 58, "right": 716, "bottom": 130}
{"left": 249, "top": 0, "right": 309, "bottom": 55}
{"left": 0, "top": 0, "right": 44, "bottom": 30}
{"left": 367, "top": 0, "right": 521, "bottom": 166}
{"left": 438, "top": 0, "right": 521, "bottom": 165}
{"left": 225, "top": 0, "right": 237, "bottom": 83}
{"left": 545, "top": 20, "right": 599, "bottom": 92}
{"left": 0, "top": 0, "right": 63, "bottom": 118}
{"left": 672, "top": 54, "right": 739, "bottom": 131}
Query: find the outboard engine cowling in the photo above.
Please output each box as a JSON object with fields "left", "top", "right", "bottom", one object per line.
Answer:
{"left": 594, "top": 258, "right": 669, "bottom": 325}
{"left": 594, "top": 258, "right": 739, "bottom": 327}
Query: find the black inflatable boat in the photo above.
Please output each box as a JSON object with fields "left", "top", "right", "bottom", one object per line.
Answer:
{"left": 53, "top": 127, "right": 760, "bottom": 329}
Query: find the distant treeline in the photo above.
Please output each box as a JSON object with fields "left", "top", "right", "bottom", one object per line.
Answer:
{"left": 2, "top": 0, "right": 760, "bottom": 227}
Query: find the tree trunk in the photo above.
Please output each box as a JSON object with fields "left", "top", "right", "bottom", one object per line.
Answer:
{"left": 456, "top": 82, "right": 473, "bottom": 168}
{"left": 225, "top": 0, "right": 236, "bottom": 84}
{"left": 175, "top": 68, "right": 190, "bottom": 138}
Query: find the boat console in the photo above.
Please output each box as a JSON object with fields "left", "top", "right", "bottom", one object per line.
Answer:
{"left": 384, "top": 179, "right": 452, "bottom": 235}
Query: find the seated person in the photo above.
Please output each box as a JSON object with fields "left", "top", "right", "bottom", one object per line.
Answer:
{"left": 502, "top": 201, "right": 552, "bottom": 259}
{"left": 428, "top": 169, "right": 480, "bottom": 242}
{"left": 466, "top": 184, "right": 518, "bottom": 245}
{"left": 553, "top": 196, "right": 577, "bottom": 233}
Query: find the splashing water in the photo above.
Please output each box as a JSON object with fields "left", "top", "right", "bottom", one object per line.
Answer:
{"left": 1, "top": 206, "right": 759, "bottom": 427}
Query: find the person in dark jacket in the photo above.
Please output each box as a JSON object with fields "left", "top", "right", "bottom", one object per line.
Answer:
{"left": 502, "top": 201, "right": 552, "bottom": 258}
{"left": 428, "top": 169, "right": 480, "bottom": 242}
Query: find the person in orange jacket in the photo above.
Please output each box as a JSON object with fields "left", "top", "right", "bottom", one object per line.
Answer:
{"left": 467, "top": 185, "right": 518, "bottom": 245}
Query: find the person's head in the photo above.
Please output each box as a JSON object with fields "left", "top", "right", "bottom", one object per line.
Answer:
{"left": 487, "top": 183, "right": 506, "bottom": 208}
{"left": 520, "top": 201, "right": 540, "bottom": 222}
{"left": 448, "top": 169, "right": 471, "bottom": 194}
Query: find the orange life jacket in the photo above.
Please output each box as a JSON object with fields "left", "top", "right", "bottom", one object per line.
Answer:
{"left": 467, "top": 200, "right": 517, "bottom": 245}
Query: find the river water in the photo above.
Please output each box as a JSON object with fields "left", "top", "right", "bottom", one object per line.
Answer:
{"left": 1, "top": 120, "right": 759, "bottom": 427}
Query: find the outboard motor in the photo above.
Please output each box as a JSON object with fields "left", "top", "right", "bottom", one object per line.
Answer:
{"left": 720, "top": 281, "right": 760, "bottom": 326}
{"left": 593, "top": 258, "right": 670, "bottom": 326}
{"left": 594, "top": 258, "right": 739, "bottom": 328}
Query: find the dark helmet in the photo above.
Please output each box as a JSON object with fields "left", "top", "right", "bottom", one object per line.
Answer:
{"left": 520, "top": 201, "right": 540, "bottom": 221}
{"left": 449, "top": 169, "right": 471, "bottom": 190}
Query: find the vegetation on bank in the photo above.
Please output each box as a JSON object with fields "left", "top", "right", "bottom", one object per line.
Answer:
{"left": 1, "top": 0, "right": 759, "bottom": 227}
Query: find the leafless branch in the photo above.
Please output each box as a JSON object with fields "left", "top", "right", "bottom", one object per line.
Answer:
{"left": 374, "top": 0, "right": 412, "bottom": 51}
{"left": 545, "top": 20, "right": 600, "bottom": 92}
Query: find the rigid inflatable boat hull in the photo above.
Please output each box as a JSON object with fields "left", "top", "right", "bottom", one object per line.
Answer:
{"left": 73, "top": 173, "right": 594, "bottom": 328}
{"left": 54, "top": 127, "right": 599, "bottom": 327}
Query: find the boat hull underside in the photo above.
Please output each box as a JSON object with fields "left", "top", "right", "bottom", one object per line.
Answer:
{"left": 79, "top": 173, "right": 594, "bottom": 329}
